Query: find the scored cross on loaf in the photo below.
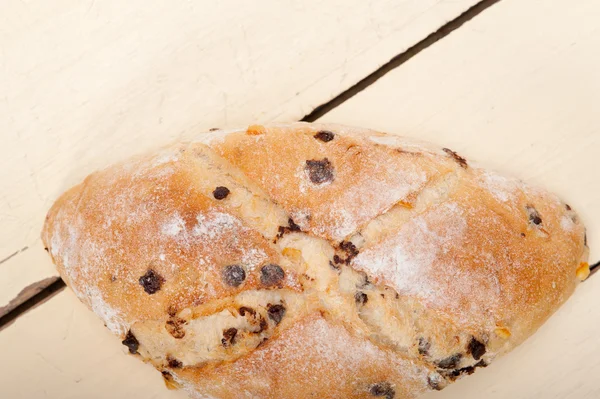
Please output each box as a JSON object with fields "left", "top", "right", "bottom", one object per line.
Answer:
{"left": 42, "top": 123, "right": 589, "bottom": 399}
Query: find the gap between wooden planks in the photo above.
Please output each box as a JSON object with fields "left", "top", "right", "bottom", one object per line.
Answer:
{"left": 2, "top": 0, "right": 600, "bottom": 398}
{"left": 0, "top": 0, "right": 485, "bottom": 318}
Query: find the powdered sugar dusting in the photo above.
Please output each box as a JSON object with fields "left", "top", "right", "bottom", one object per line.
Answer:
{"left": 478, "top": 169, "right": 521, "bottom": 203}
{"left": 161, "top": 213, "right": 186, "bottom": 236}
{"left": 560, "top": 215, "right": 575, "bottom": 231}
{"left": 352, "top": 202, "right": 467, "bottom": 299}
{"left": 241, "top": 248, "right": 269, "bottom": 272}
{"left": 192, "top": 212, "right": 239, "bottom": 239}
{"left": 86, "top": 286, "right": 128, "bottom": 335}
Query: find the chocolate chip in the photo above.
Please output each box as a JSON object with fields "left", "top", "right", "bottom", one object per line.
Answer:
{"left": 167, "top": 305, "right": 178, "bottom": 317}
{"left": 526, "top": 205, "right": 542, "bottom": 226}
{"left": 288, "top": 218, "right": 301, "bottom": 232}
{"left": 167, "top": 356, "right": 182, "bottom": 368}
{"left": 442, "top": 148, "right": 468, "bottom": 168}
{"left": 139, "top": 269, "right": 164, "bottom": 294}
{"left": 450, "top": 366, "right": 475, "bottom": 378}
{"left": 257, "top": 316, "right": 268, "bottom": 333}
{"left": 418, "top": 337, "right": 431, "bottom": 356}
{"left": 447, "top": 361, "right": 487, "bottom": 380}
{"left": 314, "top": 130, "right": 335, "bottom": 142}
{"left": 276, "top": 226, "right": 286, "bottom": 239}
{"left": 267, "top": 304, "right": 286, "bottom": 325}
{"left": 520, "top": 232, "right": 526, "bottom": 237}
{"left": 260, "top": 264, "right": 285, "bottom": 286}
{"left": 221, "top": 328, "right": 238, "bottom": 346}
{"left": 369, "top": 382, "right": 395, "bottom": 398}
{"left": 44, "top": 247, "right": 49, "bottom": 252}
{"left": 565, "top": 204, "right": 572, "bottom": 211}
{"left": 467, "top": 337, "right": 486, "bottom": 360}
{"left": 437, "top": 354, "right": 462, "bottom": 369}
{"left": 339, "top": 240, "right": 359, "bottom": 263}
{"left": 166, "top": 317, "right": 186, "bottom": 339}
{"left": 305, "top": 158, "right": 334, "bottom": 184}
{"left": 213, "top": 186, "right": 230, "bottom": 200}
{"left": 329, "top": 260, "right": 340, "bottom": 271}
{"left": 222, "top": 264, "right": 246, "bottom": 287}
{"left": 239, "top": 306, "right": 256, "bottom": 317}
{"left": 427, "top": 375, "right": 443, "bottom": 391}
{"left": 355, "top": 291, "right": 368, "bottom": 305}
{"left": 122, "top": 330, "right": 139, "bottom": 354}
{"left": 276, "top": 218, "right": 302, "bottom": 239}
{"left": 333, "top": 255, "right": 343, "bottom": 264}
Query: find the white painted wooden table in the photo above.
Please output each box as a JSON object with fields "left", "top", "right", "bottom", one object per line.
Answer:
{"left": 1, "top": 0, "right": 599, "bottom": 398}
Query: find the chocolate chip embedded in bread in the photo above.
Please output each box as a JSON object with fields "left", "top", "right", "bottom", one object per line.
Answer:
{"left": 167, "top": 355, "right": 182, "bottom": 368}
{"left": 427, "top": 374, "right": 444, "bottom": 391}
{"left": 418, "top": 337, "right": 431, "bottom": 356}
{"left": 314, "top": 130, "right": 335, "bottom": 142}
{"left": 238, "top": 306, "right": 256, "bottom": 317}
{"left": 138, "top": 269, "right": 165, "bottom": 294}
{"left": 442, "top": 148, "right": 468, "bottom": 168}
{"left": 222, "top": 264, "right": 246, "bottom": 287}
{"left": 213, "top": 186, "right": 230, "bottom": 200}
{"left": 166, "top": 317, "right": 186, "bottom": 339}
{"left": 267, "top": 304, "right": 286, "bottom": 325}
{"left": 329, "top": 260, "right": 340, "bottom": 271}
{"left": 339, "top": 240, "right": 359, "bottom": 263}
{"left": 287, "top": 218, "right": 301, "bottom": 232}
{"left": 525, "top": 205, "right": 543, "bottom": 226}
{"left": 260, "top": 264, "right": 285, "bottom": 286}
{"left": 369, "top": 381, "right": 395, "bottom": 398}
{"left": 276, "top": 218, "right": 302, "bottom": 239}
{"left": 467, "top": 337, "right": 486, "bottom": 360}
{"left": 221, "top": 328, "right": 238, "bottom": 346}
{"left": 161, "top": 370, "right": 178, "bottom": 389}
{"left": 437, "top": 353, "right": 462, "bottom": 369}
{"left": 257, "top": 316, "right": 268, "bottom": 333}
{"left": 305, "top": 158, "right": 334, "bottom": 184}
{"left": 122, "top": 330, "right": 139, "bottom": 354}
{"left": 355, "top": 291, "right": 368, "bottom": 305}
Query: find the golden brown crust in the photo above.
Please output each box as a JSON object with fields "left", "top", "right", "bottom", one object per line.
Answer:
{"left": 173, "top": 313, "right": 434, "bottom": 399}
{"left": 42, "top": 123, "right": 589, "bottom": 399}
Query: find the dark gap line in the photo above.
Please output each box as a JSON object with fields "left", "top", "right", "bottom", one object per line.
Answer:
{"left": 590, "top": 261, "right": 600, "bottom": 276}
{"left": 0, "top": 246, "right": 29, "bottom": 265}
{"left": 0, "top": 278, "right": 66, "bottom": 331}
{"left": 302, "top": 0, "right": 502, "bottom": 122}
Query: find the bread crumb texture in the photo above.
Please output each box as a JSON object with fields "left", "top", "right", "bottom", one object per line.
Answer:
{"left": 42, "top": 123, "right": 588, "bottom": 399}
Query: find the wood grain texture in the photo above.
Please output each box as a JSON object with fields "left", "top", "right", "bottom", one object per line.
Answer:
{"left": 0, "top": 0, "right": 482, "bottom": 311}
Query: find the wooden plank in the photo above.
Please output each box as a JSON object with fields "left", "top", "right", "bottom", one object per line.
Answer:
{"left": 0, "top": 0, "right": 483, "bottom": 312}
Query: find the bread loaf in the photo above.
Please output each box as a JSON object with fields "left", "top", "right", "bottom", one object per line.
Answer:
{"left": 42, "top": 123, "right": 590, "bottom": 399}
